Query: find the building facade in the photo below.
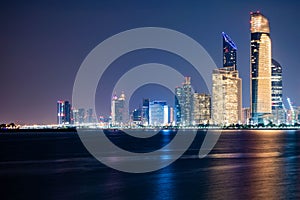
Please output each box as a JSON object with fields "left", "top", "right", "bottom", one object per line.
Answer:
{"left": 132, "top": 108, "right": 142, "bottom": 124}
{"left": 175, "top": 86, "right": 183, "bottom": 125}
{"left": 149, "top": 100, "right": 168, "bottom": 126}
{"left": 271, "top": 59, "right": 285, "bottom": 124}
{"left": 111, "top": 92, "right": 128, "bottom": 126}
{"left": 192, "top": 93, "right": 211, "bottom": 125}
{"left": 57, "top": 100, "right": 72, "bottom": 125}
{"left": 212, "top": 32, "right": 242, "bottom": 125}
{"left": 141, "top": 98, "right": 149, "bottom": 126}
{"left": 175, "top": 77, "right": 193, "bottom": 126}
{"left": 242, "top": 107, "right": 251, "bottom": 125}
{"left": 223, "top": 32, "right": 237, "bottom": 70}
{"left": 250, "top": 12, "right": 272, "bottom": 124}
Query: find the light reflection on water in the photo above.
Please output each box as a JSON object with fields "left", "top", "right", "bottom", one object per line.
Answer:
{"left": 0, "top": 130, "right": 300, "bottom": 199}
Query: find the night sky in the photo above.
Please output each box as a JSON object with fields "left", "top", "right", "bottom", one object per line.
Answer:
{"left": 1, "top": 0, "right": 300, "bottom": 124}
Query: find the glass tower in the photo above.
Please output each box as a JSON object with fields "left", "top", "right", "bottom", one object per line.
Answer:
{"left": 57, "top": 100, "right": 72, "bottom": 125}
{"left": 111, "top": 92, "right": 128, "bottom": 126}
{"left": 174, "top": 77, "right": 193, "bottom": 126}
{"left": 271, "top": 59, "right": 284, "bottom": 124}
{"left": 149, "top": 101, "right": 167, "bottom": 126}
{"left": 175, "top": 87, "right": 183, "bottom": 125}
{"left": 222, "top": 32, "right": 237, "bottom": 71}
{"left": 141, "top": 98, "right": 149, "bottom": 126}
{"left": 250, "top": 11, "right": 272, "bottom": 123}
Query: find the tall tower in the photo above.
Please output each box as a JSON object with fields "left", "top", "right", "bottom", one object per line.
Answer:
{"left": 141, "top": 98, "right": 150, "bottom": 126}
{"left": 175, "top": 86, "right": 183, "bottom": 125}
{"left": 57, "top": 101, "right": 65, "bottom": 125}
{"left": 57, "top": 100, "right": 72, "bottom": 125}
{"left": 175, "top": 77, "right": 193, "bottom": 126}
{"left": 222, "top": 32, "right": 237, "bottom": 70}
{"left": 212, "top": 32, "right": 242, "bottom": 125}
{"left": 149, "top": 100, "right": 167, "bottom": 126}
{"left": 182, "top": 77, "right": 193, "bottom": 126}
{"left": 271, "top": 59, "right": 284, "bottom": 124}
{"left": 193, "top": 93, "right": 211, "bottom": 125}
{"left": 250, "top": 11, "right": 272, "bottom": 123}
{"left": 111, "top": 92, "right": 128, "bottom": 126}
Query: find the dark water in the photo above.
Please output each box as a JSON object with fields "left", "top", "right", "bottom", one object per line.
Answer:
{"left": 0, "top": 130, "right": 300, "bottom": 200}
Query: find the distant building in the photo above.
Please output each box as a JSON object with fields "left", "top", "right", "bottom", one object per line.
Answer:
{"left": 175, "top": 77, "right": 193, "bottom": 126}
{"left": 223, "top": 32, "right": 237, "bottom": 70}
{"left": 86, "top": 108, "right": 96, "bottom": 123}
{"left": 57, "top": 100, "right": 72, "bottom": 125}
{"left": 78, "top": 108, "right": 85, "bottom": 124}
{"left": 242, "top": 107, "right": 251, "bottom": 124}
{"left": 193, "top": 93, "right": 211, "bottom": 125}
{"left": 169, "top": 107, "right": 174, "bottom": 125}
{"left": 111, "top": 92, "right": 128, "bottom": 126}
{"left": 250, "top": 11, "right": 272, "bottom": 124}
{"left": 72, "top": 109, "right": 79, "bottom": 124}
{"left": 132, "top": 108, "right": 142, "bottom": 124}
{"left": 141, "top": 98, "right": 149, "bottom": 126}
{"left": 149, "top": 100, "right": 168, "bottom": 126}
{"left": 212, "top": 32, "right": 242, "bottom": 125}
{"left": 271, "top": 59, "right": 285, "bottom": 124}
{"left": 175, "top": 86, "right": 183, "bottom": 125}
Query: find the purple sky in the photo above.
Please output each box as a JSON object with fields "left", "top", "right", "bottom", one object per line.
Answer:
{"left": 1, "top": 0, "right": 300, "bottom": 124}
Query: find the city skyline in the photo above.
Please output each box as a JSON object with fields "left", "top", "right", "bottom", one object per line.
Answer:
{"left": 1, "top": 1, "right": 300, "bottom": 124}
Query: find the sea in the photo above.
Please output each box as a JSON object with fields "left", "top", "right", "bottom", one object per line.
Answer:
{"left": 0, "top": 129, "right": 299, "bottom": 200}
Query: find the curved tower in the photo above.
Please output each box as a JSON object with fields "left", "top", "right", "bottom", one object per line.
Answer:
{"left": 250, "top": 11, "right": 272, "bottom": 124}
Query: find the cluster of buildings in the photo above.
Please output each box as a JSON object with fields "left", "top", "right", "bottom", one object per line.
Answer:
{"left": 57, "top": 11, "right": 300, "bottom": 127}
{"left": 57, "top": 100, "right": 97, "bottom": 125}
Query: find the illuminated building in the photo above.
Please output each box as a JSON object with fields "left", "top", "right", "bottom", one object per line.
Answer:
{"left": 169, "top": 107, "right": 174, "bottom": 125}
{"left": 174, "top": 77, "right": 193, "bottom": 126}
{"left": 212, "top": 33, "right": 242, "bottom": 125}
{"left": 57, "top": 100, "right": 71, "bottom": 125}
{"left": 78, "top": 108, "right": 85, "bottom": 124}
{"left": 271, "top": 59, "right": 284, "bottom": 124}
{"left": 111, "top": 92, "right": 128, "bottom": 126}
{"left": 132, "top": 108, "right": 142, "bottom": 124}
{"left": 149, "top": 100, "right": 168, "bottom": 126}
{"left": 72, "top": 109, "right": 79, "bottom": 124}
{"left": 242, "top": 107, "right": 251, "bottom": 124}
{"left": 192, "top": 93, "right": 211, "bottom": 125}
{"left": 175, "top": 86, "right": 183, "bottom": 125}
{"left": 223, "top": 32, "right": 237, "bottom": 70}
{"left": 86, "top": 108, "right": 96, "bottom": 123}
{"left": 250, "top": 11, "right": 272, "bottom": 123}
{"left": 141, "top": 98, "right": 149, "bottom": 126}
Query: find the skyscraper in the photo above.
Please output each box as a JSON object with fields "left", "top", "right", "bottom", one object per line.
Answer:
{"left": 57, "top": 101, "right": 64, "bottom": 125}
{"left": 141, "top": 98, "right": 149, "bottom": 126}
{"left": 193, "top": 93, "right": 211, "bottom": 125}
{"left": 132, "top": 108, "right": 142, "bottom": 124}
{"left": 250, "top": 11, "right": 272, "bottom": 124}
{"left": 271, "top": 59, "right": 284, "bottom": 124}
{"left": 175, "top": 77, "right": 193, "bottom": 126}
{"left": 149, "top": 100, "right": 167, "bottom": 126}
{"left": 64, "top": 101, "right": 71, "bottom": 124}
{"left": 223, "top": 32, "right": 237, "bottom": 70}
{"left": 111, "top": 92, "right": 128, "bottom": 126}
{"left": 175, "top": 86, "right": 183, "bottom": 125}
{"left": 86, "top": 108, "right": 96, "bottom": 123}
{"left": 212, "top": 32, "right": 242, "bottom": 125}
{"left": 57, "top": 100, "right": 72, "bottom": 125}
